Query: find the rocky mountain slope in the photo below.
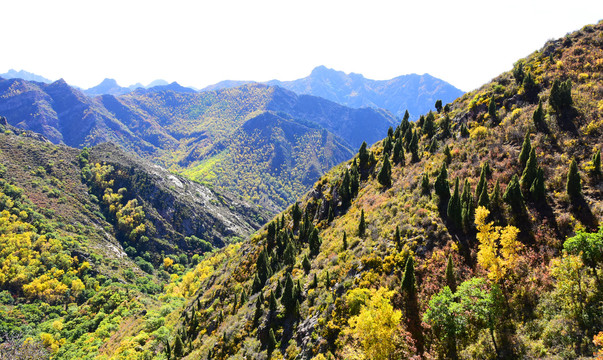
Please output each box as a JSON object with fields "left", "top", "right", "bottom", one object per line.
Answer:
{"left": 203, "top": 66, "right": 464, "bottom": 119}
{"left": 110, "top": 21, "right": 603, "bottom": 359}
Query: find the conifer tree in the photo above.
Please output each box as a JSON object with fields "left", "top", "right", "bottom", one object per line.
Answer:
{"left": 283, "top": 242, "right": 296, "bottom": 267}
{"left": 252, "top": 273, "right": 262, "bottom": 294}
{"left": 267, "top": 328, "right": 277, "bottom": 355}
{"left": 533, "top": 99, "right": 545, "bottom": 130}
{"left": 256, "top": 250, "right": 271, "bottom": 288}
{"left": 530, "top": 166, "right": 546, "bottom": 202}
{"left": 445, "top": 254, "right": 457, "bottom": 293}
{"left": 404, "top": 127, "right": 413, "bottom": 150}
{"left": 567, "top": 158, "right": 582, "bottom": 199}
{"left": 312, "top": 273, "right": 318, "bottom": 288}
{"left": 275, "top": 279, "right": 282, "bottom": 298}
{"left": 461, "top": 179, "right": 475, "bottom": 232}
{"left": 475, "top": 163, "right": 488, "bottom": 202}
{"left": 291, "top": 203, "right": 302, "bottom": 231}
{"left": 421, "top": 173, "right": 430, "bottom": 196}
{"left": 434, "top": 163, "right": 450, "bottom": 203}
{"left": 358, "top": 141, "right": 370, "bottom": 171}
{"left": 447, "top": 178, "right": 462, "bottom": 228}
{"left": 428, "top": 137, "right": 439, "bottom": 154}
{"left": 327, "top": 203, "right": 334, "bottom": 223}
{"left": 401, "top": 255, "right": 424, "bottom": 354}
{"left": 173, "top": 335, "right": 184, "bottom": 358}
{"left": 309, "top": 228, "right": 321, "bottom": 257}
{"left": 521, "top": 148, "right": 538, "bottom": 192}
{"left": 394, "top": 225, "right": 401, "bottom": 251}
{"left": 519, "top": 132, "right": 531, "bottom": 168}
{"left": 443, "top": 144, "right": 452, "bottom": 164}
{"left": 488, "top": 96, "right": 498, "bottom": 124}
{"left": 325, "top": 271, "right": 330, "bottom": 288}
{"left": 358, "top": 209, "right": 366, "bottom": 237}
{"left": 549, "top": 78, "right": 573, "bottom": 112}
{"left": 269, "top": 290, "right": 277, "bottom": 313}
{"left": 523, "top": 71, "right": 539, "bottom": 102}
{"left": 266, "top": 222, "right": 276, "bottom": 250}
{"left": 281, "top": 273, "right": 295, "bottom": 314}
{"left": 423, "top": 111, "right": 436, "bottom": 138}
{"left": 490, "top": 179, "right": 503, "bottom": 218}
{"left": 388, "top": 126, "right": 394, "bottom": 138}
{"left": 302, "top": 255, "right": 311, "bottom": 274}
{"left": 410, "top": 130, "right": 420, "bottom": 163}
{"left": 440, "top": 114, "right": 451, "bottom": 138}
{"left": 393, "top": 136, "right": 405, "bottom": 165}
{"left": 435, "top": 99, "right": 443, "bottom": 113}
{"left": 378, "top": 156, "right": 392, "bottom": 187}
{"left": 403, "top": 109, "right": 410, "bottom": 124}
{"left": 340, "top": 169, "right": 351, "bottom": 208}
{"left": 503, "top": 174, "right": 524, "bottom": 214}
{"left": 342, "top": 231, "right": 348, "bottom": 251}
{"left": 592, "top": 149, "right": 601, "bottom": 178}
{"left": 383, "top": 135, "right": 393, "bottom": 155}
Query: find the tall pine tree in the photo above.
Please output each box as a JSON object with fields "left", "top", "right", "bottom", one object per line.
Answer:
{"left": 567, "top": 158, "right": 582, "bottom": 199}
{"left": 378, "top": 156, "right": 392, "bottom": 187}
{"left": 358, "top": 209, "right": 366, "bottom": 237}
{"left": 447, "top": 178, "right": 462, "bottom": 229}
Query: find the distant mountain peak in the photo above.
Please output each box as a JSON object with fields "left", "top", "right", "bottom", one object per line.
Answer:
{"left": 1, "top": 69, "right": 53, "bottom": 83}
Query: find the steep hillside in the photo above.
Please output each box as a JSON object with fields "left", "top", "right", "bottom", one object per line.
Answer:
{"left": 0, "top": 118, "right": 269, "bottom": 358}
{"left": 117, "top": 22, "right": 603, "bottom": 360}
{"left": 203, "top": 66, "right": 465, "bottom": 119}
{"left": 0, "top": 81, "right": 395, "bottom": 212}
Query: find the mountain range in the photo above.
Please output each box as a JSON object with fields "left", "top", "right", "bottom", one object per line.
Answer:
{"left": 0, "top": 78, "right": 396, "bottom": 212}
{"left": 203, "top": 66, "right": 464, "bottom": 119}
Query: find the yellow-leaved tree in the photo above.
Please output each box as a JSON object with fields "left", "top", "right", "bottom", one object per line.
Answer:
{"left": 475, "top": 206, "right": 522, "bottom": 283}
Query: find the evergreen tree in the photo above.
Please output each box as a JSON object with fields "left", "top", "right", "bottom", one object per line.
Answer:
{"left": 309, "top": 228, "right": 321, "bottom": 257}
{"left": 401, "top": 255, "right": 424, "bottom": 354}
{"left": 521, "top": 148, "right": 538, "bottom": 192}
{"left": 533, "top": 99, "right": 545, "bottom": 130}
{"left": 490, "top": 179, "right": 503, "bottom": 219}
{"left": 404, "top": 127, "right": 413, "bottom": 151}
{"left": 327, "top": 203, "right": 334, "bottom": 223}
{"left": 358, "top": 209, "right": 366, "bottom": 237}
{"left": 443, "top": 144, "right": 452, "bottom": 164}
{"left": 421, "top": 172, "right": 430, "bottom": 196}
{"left": 281, "top": 273, "right": 295, "bottom": 314}
{"left": 312, "top": 273, "right": 318, "bottom": 288}
{"left": 530, "top": 166, "right": 546, "bottom": 203}
{"left": 387, "top": 126, "right": 394, "bottom": 138}
{"left": 403, "top": 109, "right": 410, "bottom": 124}
{"left": 256, "top": 250, "right": 271, "bottom": 288}
{"left": 302, "top": 255, "right": 311, "bottom": 274}
{"left": 445, "top": 254, "right": 457, "bottom": 293}
{"left": 447, "top": 178, "right": 462, "bottom": 228}
{"left": 401, "top": 255, "right": 416, "bottom": 296}
{"left": 253, "top": 296, "right": 263, "bottom": 326}
{"left": 440, "top": 114, "right": 451, "bottom": 138}
{"left": 592, "top": 149, "right": 601, "bottom": 178}
{"left": 461, "top": 179, "right": 475, "bottom": 232}
{"left": 173, "top": 335, "right": 184, "bottom": 359}
{"left": 275, "top": 279, "right": 282, "bottom": 298}
{"left": 378, "top": 156, "right": 392, "bottom": 187}
{"left": 269, "top": 290, "right": 277, "bottom": 313}
{"left": 342, "top": 231, "right": 348, "bottom": 251}
{"left": 266, "top": 222, "right": 276, "bottom": 250}
{"left": 475, "top": 163, "right": 488, "bottom": 202}
{"left": 358, "top": 141, "right": 370, "bottom": 171}
{"left": 567, "top": 158, "right": 582, "bottom": 199}
{"left": 503, "top": 174, "right": 524, "bottom": 214}
{"left": 423, "top": 111, "right": 436, "bottom": 138}
{"left": 291, "top": 203, "right": 302, "bottom": 231}
{"left": 428, "top": 137, "right": 439, "bottom": 154}
{"left": 444, "top": 103, "right": 450, "bottom": 113}
{"left": 488, "top": 96, "right": 498, "bottom": 124}
{"left": 267, "top": 328, "right": 277, "bottom": 355}
{"left": 252, "top": 273, "right": 262, "bottom": 294}
{"left": 340, "top": 169, "right": 351, "bottom": 208}
{"left": 410, "top": 130, "right": 420, "bottom": 163}
{"left": 513, "top": 60, "right": 525, "bottom": 83}
{"left": 549, "top": 78, "right": 573, "bottom": 112}
{"left": 435, "top": 99, "right": 443, "bottom": 113}
{"left": 519, "top": 132, "right": 532, "bottom": 168}
{"left": 523, "top": 71, "right": 539, "bottom": 102}
{"left": 383, "top": 135, "right": 393, "bottom": 155}
{"left": 325, "top": 271, "right": 331, "bottom": 288}
{"left": 283, "top": 242, "right": 296, "bottom": 267}
{"left": 392, "top": 137, "right": 405, "bottom": 165}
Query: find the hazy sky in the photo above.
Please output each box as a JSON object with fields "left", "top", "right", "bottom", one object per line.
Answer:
{"left": 1, "top": 0, "right": 602, "bottom": 91}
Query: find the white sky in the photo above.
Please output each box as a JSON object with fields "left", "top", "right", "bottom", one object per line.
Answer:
{"left": 1, "top": 0, "right": 602, "bottom": 91}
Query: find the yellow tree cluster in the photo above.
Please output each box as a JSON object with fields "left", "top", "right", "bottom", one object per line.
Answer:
{"left": 475, "top": 206, "right": 522, "bottom": 283}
